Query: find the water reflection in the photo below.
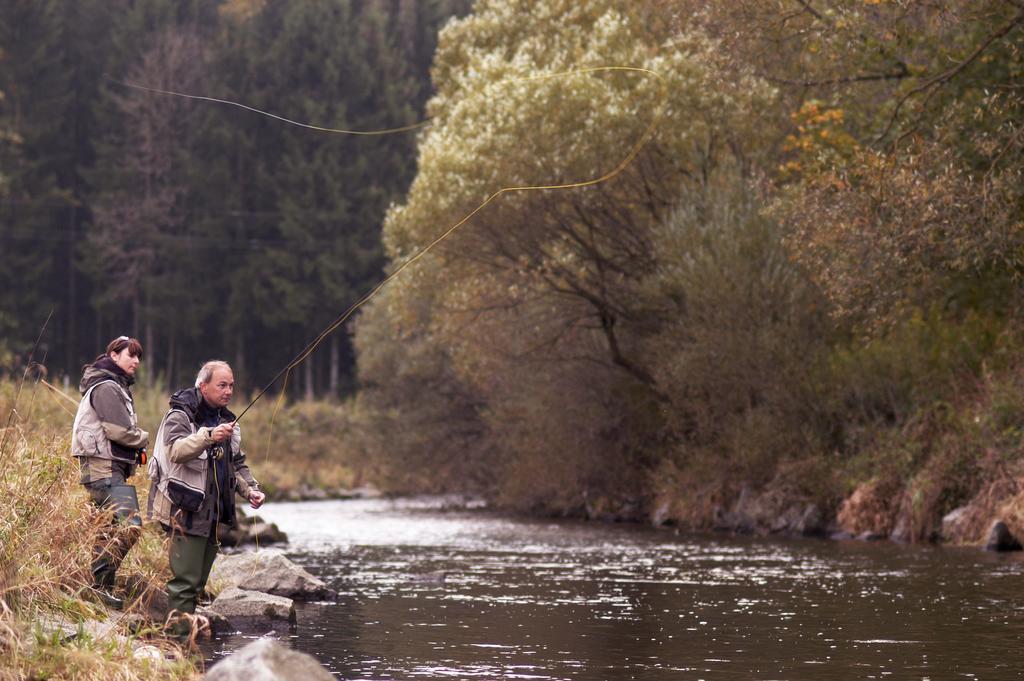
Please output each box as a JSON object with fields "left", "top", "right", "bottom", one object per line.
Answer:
{"left": 205, "top": 497, "right": 1024, "bottom": 679}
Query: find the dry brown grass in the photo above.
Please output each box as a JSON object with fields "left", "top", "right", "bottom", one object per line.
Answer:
{"left": 0, "top": 380, "right": 200, "bottom": 680}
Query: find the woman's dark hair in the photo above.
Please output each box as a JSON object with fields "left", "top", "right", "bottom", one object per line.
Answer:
{"left": 83, "top": 336, "right": 144, "bottom": 371}
{"left": 103, "top": 336, "right": 143, "bottom": 360}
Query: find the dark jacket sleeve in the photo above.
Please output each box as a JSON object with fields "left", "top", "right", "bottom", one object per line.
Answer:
{"left": 91, "top": 382, "right": 148, "bottom": 449}
{"left": 231, "top": 425, "right": 259, "bottom": 499}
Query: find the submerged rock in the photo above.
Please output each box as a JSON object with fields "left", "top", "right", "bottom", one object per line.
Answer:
{"left": 407, "top": 570, "right": 447, "bottom": 585}
{"left": 205, "top": 638, "right": 334, "bottom": 681}
{"left": 210, "top": 549, "right": 335, "bottom": 600}
{"left": 207, "top": 587, "right": 296, "bottom": 631}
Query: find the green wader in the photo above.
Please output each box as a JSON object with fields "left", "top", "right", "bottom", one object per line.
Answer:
{"left": 166, "top": 531, "right": 219, "bottom": 635}
{"left": 83, "top": 470, "right": 142, "bottom": 591}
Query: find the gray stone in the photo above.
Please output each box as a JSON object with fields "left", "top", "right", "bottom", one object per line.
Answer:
{"left": 208, "top": 587, "right": 296, "bottom": 631}
{"left": 770, "top": 504, "right": 805, "bottom": 534}
{"left": 941, "top": 507, "right": 969, "bottom": 542}
{"left": 984, "top": 520, "right": 1023, "bottom": 552}
{"left": 247, "top": 522, "right": 288, "bottom": 544}
{"left": 211, "top": 550, "right": 335, "bottom": 600}
{"left": 205, "top": 638, "right": 333, "bottom": 681}
{"left": 300, "top": 484, "right": 328, "bottom": 501}
{"left": 348, "top": 484, "right": 382, "bottom": 499}
{"left": 714, "top": 486, "right": 757, "bottom": 534}
{"left": 34, "top": 614, "right": 82, "bottom": 643}
{"left": 35, "top": 611, "right": 129, "bottom": 645}
{"left": 132, "top": 643, "right": 169, "bottom": 664}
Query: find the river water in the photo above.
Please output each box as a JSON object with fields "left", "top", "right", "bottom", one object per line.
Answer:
{"left": 206, "top": 497, "right": 1024, "bottom": 679}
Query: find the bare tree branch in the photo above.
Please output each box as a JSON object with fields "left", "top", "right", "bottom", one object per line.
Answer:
{"left": 763, "top": 62, "right": 909, "bottom": 88}
{"left": 793, "top": 0, "right": 825, "bottom": 22}
{"left": 878, "top": 9, "right": 1024, "bottom": 146}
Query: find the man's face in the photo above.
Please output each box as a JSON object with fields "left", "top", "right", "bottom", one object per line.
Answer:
{"left": 199, "top": 366, "right": 234, "bottom": 408}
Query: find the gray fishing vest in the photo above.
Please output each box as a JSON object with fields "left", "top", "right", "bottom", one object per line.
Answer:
{"left": 148, "top": 409, "right": 209, "bottom": 513}
{"left": 71, "top": 379, "right": 139, "bottom": 463}
{"left": 147, "top": 410, "right": 242, "bottom": 514}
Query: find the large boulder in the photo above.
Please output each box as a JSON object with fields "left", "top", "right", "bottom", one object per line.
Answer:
{"left": 205, "top": 638, "right": 334, "bottom": 681}
{"left": 941, "top": 506, "right": 971, "bottom": 542}
{"left": 207, "top": 587, "right": 296, "bottom": 631}
{"left": 210, "top": 549, "right": 335, "bottom": 600}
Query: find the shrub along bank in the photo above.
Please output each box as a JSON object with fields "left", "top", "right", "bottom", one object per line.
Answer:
{"left": 342, "top": 0, "right": 1024, "bottom": 544}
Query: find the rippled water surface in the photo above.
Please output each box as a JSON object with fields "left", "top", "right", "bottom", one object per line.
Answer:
{"left": 207, "top": 498, "right": 1024, "bottom": 679}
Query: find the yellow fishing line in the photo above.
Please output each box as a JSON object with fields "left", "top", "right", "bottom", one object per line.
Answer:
{"left": 123, "top": 66, "right": 668, "bottom": 519}
{"left": 112, "top": 78, "right": 431, "bottom": 136}
{"left": 257, "top": 65, "right": 666, "bottom": 463}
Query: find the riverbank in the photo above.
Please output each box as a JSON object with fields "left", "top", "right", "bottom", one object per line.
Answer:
{"left": 639, "top": 362, "right": 1024, "bottom": 548}
{"left": 0, "top": 376, "right": 373, "bottom": 680}
{"left": 0, "top": 384, "right": 201, "bottom": 680}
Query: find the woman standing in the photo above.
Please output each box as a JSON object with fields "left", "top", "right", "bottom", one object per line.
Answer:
{"left": 71, "top": 336, "right": 149, "bottom": 609}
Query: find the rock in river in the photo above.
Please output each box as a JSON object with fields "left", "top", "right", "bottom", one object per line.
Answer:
{"left": 207, "top": 587, "right": 296, "bottom": 631}
{"left": 205, "top": 638, "right": 333, "bottom": 681}
{"left": 210, "top": 549, "right": 335, "bottom": 600}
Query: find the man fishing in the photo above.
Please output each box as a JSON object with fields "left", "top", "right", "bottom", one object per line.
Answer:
{"left": 147, "top": 360, "right": 265, "bottom": 638}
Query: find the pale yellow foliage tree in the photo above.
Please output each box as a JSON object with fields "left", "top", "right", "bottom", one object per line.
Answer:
{"left": 356, "top": 0, "right": 777, "bottom": 505}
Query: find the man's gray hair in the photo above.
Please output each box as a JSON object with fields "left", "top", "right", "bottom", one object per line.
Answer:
{"left": 195, "top": 360, "right": 232, "bottom": 388}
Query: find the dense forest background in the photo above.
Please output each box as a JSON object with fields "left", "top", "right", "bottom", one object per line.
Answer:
{"left": 3, "top": 0, "right": 1024, "bottom": 537}
{"left": 0, "top": 0, "right": 470, "bottom": 395}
